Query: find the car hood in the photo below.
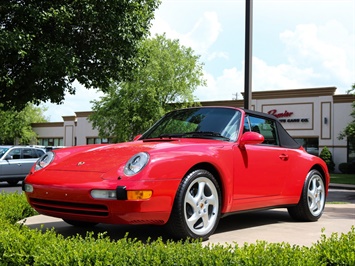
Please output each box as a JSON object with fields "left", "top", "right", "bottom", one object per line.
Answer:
{"left": 47, "top": 139, "right": 225, "bottom": 173}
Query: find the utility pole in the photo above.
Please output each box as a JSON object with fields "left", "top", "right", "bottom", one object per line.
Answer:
{"left": 244, "top": 0, "right": 253, "bottom": 109}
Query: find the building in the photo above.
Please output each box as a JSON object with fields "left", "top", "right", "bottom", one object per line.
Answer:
{"left": 31, "top": 87, "right": 355, "bottom": 172}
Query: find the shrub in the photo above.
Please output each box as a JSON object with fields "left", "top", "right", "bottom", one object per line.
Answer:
{"left": 339, "top": 161, "right": 355, "bottom": 174}
{"left": 339, "top": 162, "right": 349, "bottom": 173}
{"left": 349, "top": 161, "right": 355, "bottom": 174}
{"left": 311, "top": 228, "right": 355, "bottom": 265}
{"left": 319, "top": 146, "right": 335, "bottom": 172}
{"left": 0, "top": 192, "right": 38, "bottom": 224}
{"left": 0, "top": 192, "right": 354, "bottom": 265}
{"left": 0, "top": 222, "right": 354, "bottom": 265}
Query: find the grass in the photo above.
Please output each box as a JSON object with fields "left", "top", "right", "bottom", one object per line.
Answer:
{"left": 330, "top": 173, "right": 355, "bottom": 185}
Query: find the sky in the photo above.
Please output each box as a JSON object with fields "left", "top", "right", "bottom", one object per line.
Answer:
{"left": 43, "top": 0, "right": 355, "bottom": 122}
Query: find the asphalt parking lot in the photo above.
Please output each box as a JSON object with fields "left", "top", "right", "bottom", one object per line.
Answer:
{"left": 21, "top": 186, "right": 355, "bottom": 247}
{"left": 207, "top": 204, "right": 354, "bottom": 247}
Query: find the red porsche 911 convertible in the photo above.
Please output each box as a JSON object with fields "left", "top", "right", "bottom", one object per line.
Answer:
{"left": 23, "top": 107, "right": 329, "bottom": 240}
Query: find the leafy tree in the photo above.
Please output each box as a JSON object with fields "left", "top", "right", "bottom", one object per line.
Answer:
{"left": 89, "top": 34, "right": 205, "bottom": 142}
{"left": 338, "top": 83, "right": 355, "bottom": 156}
{"left": 0, "top": 0, "right": 160, "bottom": 111}
{"left": 0, "top": 103, "right": 48, "bottom": 145}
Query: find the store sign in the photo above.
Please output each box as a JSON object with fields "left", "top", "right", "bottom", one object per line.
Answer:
{"left": 262, "top": 104, "right": 313, "bottom": 130}
{"left": 267, "top": 109, "right": 309, "bottom": 123}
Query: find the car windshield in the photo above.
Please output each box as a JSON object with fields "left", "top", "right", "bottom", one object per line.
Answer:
{"left": 0, "top": 148, "right": 9, "bottom": 158}
{"left": 141, "top": 107, "right": 242, "bottom": 141}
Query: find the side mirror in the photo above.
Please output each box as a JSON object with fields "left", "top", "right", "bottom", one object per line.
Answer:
{"left": 239, "top": 132, "right": 264, "bottom": 150}
{"left": 133, "top": 134, "right": 142, "bottom": 141}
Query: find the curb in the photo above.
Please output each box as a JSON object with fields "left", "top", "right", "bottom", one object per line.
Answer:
{"left": 329, "top": 183, "right": 355, "bottom": 190}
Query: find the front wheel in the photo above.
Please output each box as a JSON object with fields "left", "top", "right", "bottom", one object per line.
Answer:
{"left": 288, "top": 169, "right": 326, "bottom": 221}
{"left": 166, "top": 169, "right": 221, "bottom": 240}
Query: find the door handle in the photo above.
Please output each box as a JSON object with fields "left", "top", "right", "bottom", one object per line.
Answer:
{"left": 279, "top": 154, "right": 289, "bottom": 161}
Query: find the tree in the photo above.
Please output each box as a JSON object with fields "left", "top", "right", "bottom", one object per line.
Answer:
{"left": 0, "top": 103, "right": 48, "bottom": 145}
{"left": 89, "top": 34, "right": 206, "bottom": 142}
{"left": 338, "top": 84, "right": 355, "bottom": 154}
{"left": 0, "top": 0, "right": 160, "bottom": 111}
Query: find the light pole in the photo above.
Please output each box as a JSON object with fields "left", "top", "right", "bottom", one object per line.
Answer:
{"left": 244, "top": 0, "right": 253, "bottom": 109}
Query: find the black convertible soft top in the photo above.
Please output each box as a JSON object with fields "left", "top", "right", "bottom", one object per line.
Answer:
{"left": 244, "top": 109, "right": 301, "bottom": 149}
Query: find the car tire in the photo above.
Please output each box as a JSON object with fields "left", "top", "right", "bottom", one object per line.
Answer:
{"left": 287, "top": 169, "right": 326, "bottom": 222}
{"left": 63, "top": 219, "right": 98, "bottom": 227}
{"left": 166, "top": 169, "right": 221, "bottom": 240}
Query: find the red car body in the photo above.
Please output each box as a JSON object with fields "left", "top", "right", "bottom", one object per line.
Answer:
{"left": 24, "top": 107, "right": 329, "bottom": 239}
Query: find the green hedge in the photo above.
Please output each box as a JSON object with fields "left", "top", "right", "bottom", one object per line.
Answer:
{"left": 0, "top": 191, "right": 38, "bottom": 224}
{"left": 339, "top": 162, "right": 355, "bottom": 174}
{"left": 0, "top": 192, "right": 354, "bottom": 265}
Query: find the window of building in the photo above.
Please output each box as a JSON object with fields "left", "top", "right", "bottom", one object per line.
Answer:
{"left": 294, "top": 138, "right": 319, "bottom": 156}
{"left": 37, "top": 138, "right": 64, "bottom": 147}
{"left": 86, "top": 138, "right": 114, "bottom": 145}
{"left": 348, "top": 137, "right": 355, "bottom": 162}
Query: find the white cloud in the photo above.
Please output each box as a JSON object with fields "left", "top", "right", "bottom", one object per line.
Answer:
{"left": 207, "top": 51, "right": 229, "bottom": 61}
{"left": 280, "top": 20, "right": 355, "bottom": 91}
{"left": 160, "top": 7, "right": 354, "bottom": 100}
{"left": 195, "top": 67, "right": 243, "bottom": 101}
{"left": 151, "top": 11, "right": 222, "bottom": 55}
{"left": 43, "top": 81, "right": 104, "bottom": 122}
{"left": 196, "top": 56, "right": 320, "bottom": 102}
{"left": 252, "top": 57, "right": 319, "bottom": 91}
{"left": 150, "top": 16, "right": 180, "bottom": 39}
{"left": 184, "top": 12, "right": 222, "bottom": 53}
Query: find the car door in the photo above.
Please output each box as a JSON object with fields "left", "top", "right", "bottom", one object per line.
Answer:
{"left": 233, "top": 115, "right": 290, "bottom": 210}
{"left": 1, "top": 148, "right": 24, "bottom": 178}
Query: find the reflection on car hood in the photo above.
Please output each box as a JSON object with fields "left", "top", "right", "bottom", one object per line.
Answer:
{"left": 47, "top": 139, "right": 223, "bottom": 173}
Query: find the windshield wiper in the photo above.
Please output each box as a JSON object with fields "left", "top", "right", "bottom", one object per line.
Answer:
{"left": 158, "top": 133, "right": 184, "bottom": 138}
{"left": 156, "top": 132, "right": 230, "bottom": 141}
{"left": 181, "top": 131, "right": 230, "bottom": 141}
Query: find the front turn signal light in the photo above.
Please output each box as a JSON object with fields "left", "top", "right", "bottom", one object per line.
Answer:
{"left": 127, "top": 190, "right": 152, "bottom": 200}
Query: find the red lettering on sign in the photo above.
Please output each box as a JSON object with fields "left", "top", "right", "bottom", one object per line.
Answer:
{"left": 267, "top": 109, "right": 294, "bottom": 118}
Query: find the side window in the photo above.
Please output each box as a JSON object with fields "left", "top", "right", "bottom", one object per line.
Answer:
{"left": 243, "top": 116, "right": 251, "bottom": 132}
{"left": 248, "top": 116, "right": 279, "bottom": 146}
{"left": 23, "top": 149, "right": 36, "bottom": 159}
{"left": 35, "top": 149, "right": 45, "bottom": 157}
{"left": 8, "top": 148, "right": 21, "bottom": 159}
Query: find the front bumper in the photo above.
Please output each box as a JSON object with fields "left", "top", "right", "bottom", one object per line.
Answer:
{"left": 23, "top": 176, "right": 180, "bottom": 225}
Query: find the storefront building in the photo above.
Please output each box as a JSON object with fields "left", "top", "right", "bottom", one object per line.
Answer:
{"left": 31, "top": 87, "right": 355, "bottom": 172}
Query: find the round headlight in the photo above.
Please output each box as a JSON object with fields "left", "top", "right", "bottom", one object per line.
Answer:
{"left": 124, "top": 152, "right": 149, "bottom": 176}
{"left": 34, "top": 151, "right": 55, "bottom": 171}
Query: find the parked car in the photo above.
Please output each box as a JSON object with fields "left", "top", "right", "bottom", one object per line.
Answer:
{"left": 23, "top": 107, "right": 329, "bottom": 240}
{"left": 0, "top": 146, "right": 45, "bottom": 186}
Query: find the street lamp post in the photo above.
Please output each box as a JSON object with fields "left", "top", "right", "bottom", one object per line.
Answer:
{"left": 244, "top": 0, "right": 253, "bottom": 110}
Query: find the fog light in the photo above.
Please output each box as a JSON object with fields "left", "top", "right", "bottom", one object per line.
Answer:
{"left": 23, "top": 184, "right": 33, "bottom": 193}
{"left": 91, "top": 190, "right": 117, "bottom": 199}
{"left": 127, "top": 190, "right": 152, "bottom": 200}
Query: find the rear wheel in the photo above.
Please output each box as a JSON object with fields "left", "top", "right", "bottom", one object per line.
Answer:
{"left": 63, "top": 219, "right": 98, "bottom": 227}
{"left": 166, "top": 169, "right": 221, "bottom": 240}
{"left": 288, "top": 169, "right": 326, "bottom": 221}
